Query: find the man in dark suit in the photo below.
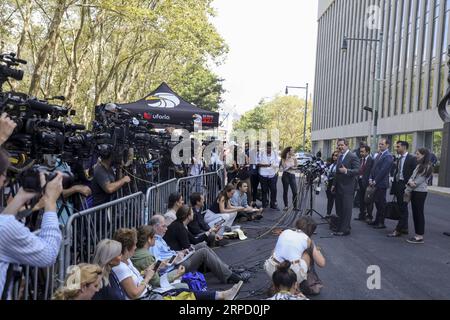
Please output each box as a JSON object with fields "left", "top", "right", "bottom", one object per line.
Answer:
{"left": 388, "top": 141, "right": 417, "bottom": 237}
{"left": 354, "top": 145, "right": 374, "bottom": 222}
{"left": 368, "top": 138, "right": 394, "bottom": 229}
{"left": 331, "top": 138, "right": 360, "bottom": 236}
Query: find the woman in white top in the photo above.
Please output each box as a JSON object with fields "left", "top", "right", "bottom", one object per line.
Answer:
{"left": 112, "top": 228, "right": 160, "bottom": 300}
{"left": 264, "top": 216, "right": 326, "bottom": 285}
{"left": 280, "top": 147, "right": 299, "bottom": 211}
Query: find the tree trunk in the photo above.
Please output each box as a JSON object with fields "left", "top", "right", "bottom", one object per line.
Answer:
{"left": 28, "top": 0, "right": 68, "bottom": 96}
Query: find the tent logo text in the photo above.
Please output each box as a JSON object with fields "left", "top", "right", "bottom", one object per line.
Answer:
{"left": 145, "top": 92, "right": 180, "bottom": 108}
{"left": 153, "top": 114, "right": 171, "bottom": 120}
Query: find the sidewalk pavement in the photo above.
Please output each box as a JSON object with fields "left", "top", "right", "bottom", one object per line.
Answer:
{"left": 429, "top": 174, "right": 450, "bottom": 197}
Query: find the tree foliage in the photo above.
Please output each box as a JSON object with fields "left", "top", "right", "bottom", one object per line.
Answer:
{"left": 233, "top": 96, "right": 313, "bottom": 152}
{"left": 0, "top": 0, "right": 227, "bottom": 126}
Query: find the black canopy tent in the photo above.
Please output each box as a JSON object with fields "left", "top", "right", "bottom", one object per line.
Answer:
{"left": 117, "top": 82, "right": 219, "bottom": 128}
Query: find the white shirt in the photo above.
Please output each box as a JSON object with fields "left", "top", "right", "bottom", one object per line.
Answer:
{"left": 189, "top": 158, "right": 203, "bottom": 176}
{"left": 113, "top": 259, "right": 147, "bottom": 300}
{"left": 258, "top": 151, "right": 280, "bottom": 178}
{"left": 164, "top": 209, "right": 177, "bottom": 226}
{"left": 398, "top": 152, "right": 408, "bottom": 180}
{"left": 273, "top": 229, "right": 309, "bottom": 262}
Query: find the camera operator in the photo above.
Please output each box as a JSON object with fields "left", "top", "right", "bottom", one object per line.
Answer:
{"left": 0, "top": 113, "right": 17, "bottom": 147}
{"left": 0, "top": 152, "right": 63, "bottom": 297}
{"left": 92, "top": 144, "right": 130, "bottom": 207}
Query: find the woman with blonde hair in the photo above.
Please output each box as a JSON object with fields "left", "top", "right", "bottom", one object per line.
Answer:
{"left": 92, "top": 239, "right": 126, "bottom": 300}
{"left": 53, "top": 264, "right": 103, "bottom": 300}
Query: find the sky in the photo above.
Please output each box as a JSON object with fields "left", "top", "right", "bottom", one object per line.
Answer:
{"left": 211, "top": 0, "right": 319, "bottom": 116}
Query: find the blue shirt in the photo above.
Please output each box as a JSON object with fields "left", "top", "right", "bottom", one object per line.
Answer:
{"left": 150, "top": 235, "right": 176, "bottom": 273}
{"left": 0, "top": 211, "right": 61, "bottom": 297}
{"left": 230, "top": 191, "right": 248, "bottom": 208}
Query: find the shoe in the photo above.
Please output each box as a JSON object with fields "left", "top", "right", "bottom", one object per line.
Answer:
{"left": 407, "top": 237, "right": 424, "bottom": 244}
{"left": 444, "top": 232, "right": 450, "bottom": 237}
{"left": 354, "top": 217, "right": 365, "bottom": 221}
{"left": 387, "top": 231, "right": 402, "bottom": 238}
{"left": 372, "top": 224, "right": 387, "bottom": 229}
{"left": 236, "top": 270, "right": 252, "bottom": 283}
{"left": 237, "top": 217, "right": 248, "bottom": 223}
{"left": 332, "top": 231, "right": 350, "bottom": 237}
{"left": 227, "top": 273, "right": 242, "bottom": 284}
{"left": 270, "top": 205, "right": 279, "bottom": 210}
{"left": 367, "top": 221, "right": 378, "bottom": 226}
{"left": 215, "top": 238, "right": 229, "bottom": 247}
{"left": 223, "top": 281, "right": 243, "bottom": 300}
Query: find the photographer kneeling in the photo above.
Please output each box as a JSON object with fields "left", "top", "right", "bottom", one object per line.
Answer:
{"left": 0, "top": 148, "right": 63, "bottom": 297}
{"left": 92, "top": 144, "right": 130, "bottom": 207}
{"left": 264, "top": 216, "right": 325, "bottom": 292}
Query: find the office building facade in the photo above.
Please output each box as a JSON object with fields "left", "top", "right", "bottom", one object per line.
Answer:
{"left": 312, "top": 0, "right": 450, "bottom": 159}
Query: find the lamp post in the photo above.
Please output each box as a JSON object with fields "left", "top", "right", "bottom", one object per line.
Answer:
{"left": 342, "top": 32, "right": 383, "bottom": 153}
{"left": 285, "top": 83, "right": 309, "bottom": 151}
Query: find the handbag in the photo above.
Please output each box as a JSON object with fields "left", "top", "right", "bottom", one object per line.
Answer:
{"left": 385, "top": 197, "right": 401, "bottom": 220}
{"left": 403, "top": 189, "right": 412, "bottom": 203}
{"left": 364, "top": 185, "right": 376, "bottom": 204}
{"left": 299, "top": 243, "right": 323, "bottom": 296}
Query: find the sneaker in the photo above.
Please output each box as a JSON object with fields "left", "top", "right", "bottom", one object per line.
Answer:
{"left": 215, "top": 238, "right": 229, "bottom": 247}
{"left": 407, "top": 237, "right": 424, "bottom": 244}
{"left": 224, "top": 226, "right": 232, "bottom": 233}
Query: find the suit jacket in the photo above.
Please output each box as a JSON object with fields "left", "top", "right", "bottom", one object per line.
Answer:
{"left": 370, "top": 150, "right": 394, "bottom": 189}
{"left": 333, "top": 151, "right": 360, "bottom": 194}
{"left": 393, "top": 153, "right": 417, "bottom": 183}
{"left": 359, "top": 156, "right": 374, "bottom": 188}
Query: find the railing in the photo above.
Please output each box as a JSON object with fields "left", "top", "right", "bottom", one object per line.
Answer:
{"left": 63, "top": 192, "right": 145, "bottom": 271}
{"left": 176, "top": 169, "right": 224, "bottom": 209}
{"left": 145, "top": 178, "right": 177, "bottom": 222}
{"left": 7, "top": 168, "right": 225, "bottom": 300}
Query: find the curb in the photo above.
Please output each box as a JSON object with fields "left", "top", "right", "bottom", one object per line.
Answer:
{"left": 428, "top": 188, "right": 450, "bottom": 198}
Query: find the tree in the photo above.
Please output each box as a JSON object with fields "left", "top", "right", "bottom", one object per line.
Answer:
{"left": 233, "top": 96, "right": 313, "bottom": 152}
{"left": 0, "top": 0, "right": 228, "bottom": 126}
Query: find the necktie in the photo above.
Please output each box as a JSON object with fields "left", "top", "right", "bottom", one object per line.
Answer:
{"left": 359, "top": 157, "right": 366, "bottom": 175}
{"left": 337, "top": 154, "right": 344, "bottom": 169}
{"left": 397, "top": 156, "right": 404, "bottom": 180}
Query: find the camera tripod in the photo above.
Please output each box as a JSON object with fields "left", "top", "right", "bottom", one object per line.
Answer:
{"left": 302, "top": 174, "right": 329, "bottom": 225}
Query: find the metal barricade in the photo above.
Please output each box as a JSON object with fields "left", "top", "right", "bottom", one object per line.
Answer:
{"left": 7, "top": 169, "right": 226, "bottom": 300}
{"left": 176, "top": 169, "right": 224, "bottom": 209}
{"left": 63, "top": 192, "right": 145, "bottom": 275}
{"left": 145, "top": 178, "right": 177, "bottom": 221}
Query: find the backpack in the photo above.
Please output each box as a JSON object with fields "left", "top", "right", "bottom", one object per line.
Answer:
{"left": 181, "top": 272, "right": 208, "bottom": 292}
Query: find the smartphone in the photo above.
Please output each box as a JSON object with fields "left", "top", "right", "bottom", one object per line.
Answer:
{"left": 153, "top": 260, "right": 162, "bottom": 271}
{"left": 215, "top": 218, "right": 226, "bottom": 227}
{"left": 168, "top": 255, "right": 177, "bottom": 264}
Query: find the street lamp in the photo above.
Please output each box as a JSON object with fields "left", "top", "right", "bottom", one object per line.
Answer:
{"left": 285, "top": 84, "right": 309, "bottom": 151}
{"left": 341, "top": 33, "right": 383, "bottom": 153}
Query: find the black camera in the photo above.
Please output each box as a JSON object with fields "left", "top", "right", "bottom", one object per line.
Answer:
{"left": 0, "top": 53, "right": 26, "bottom": 90}
{"left": 18, "top": 165, "right": 74, "bottom": 193}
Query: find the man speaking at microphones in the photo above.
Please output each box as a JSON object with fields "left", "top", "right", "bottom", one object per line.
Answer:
{"left": 331, "top": 138, "right": 360, "bottom": 236}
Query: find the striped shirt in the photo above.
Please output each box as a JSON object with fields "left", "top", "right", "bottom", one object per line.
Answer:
{"left": 0, "top": 212, "right": 62, "bottom": 296}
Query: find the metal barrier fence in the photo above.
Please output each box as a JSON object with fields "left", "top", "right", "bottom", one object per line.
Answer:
{"left": 145, "top": 178, "right": 177, "bottom": 222}
{"left": 63, "top": 192, "right": 145, "bottom": 272}
{"left": 177, "top": 169, "right": 224, "bottom": 210}
{"left": 8, "top": 169, "right": 224, "bottom": 300}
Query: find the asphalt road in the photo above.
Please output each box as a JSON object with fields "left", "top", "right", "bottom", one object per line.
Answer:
{"left": 207, "top": 180, "right": 450, "bottom": 300}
